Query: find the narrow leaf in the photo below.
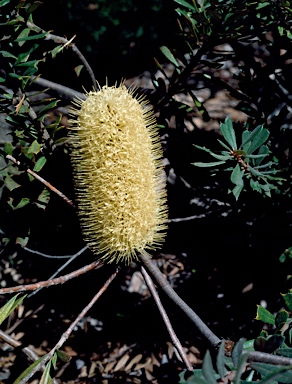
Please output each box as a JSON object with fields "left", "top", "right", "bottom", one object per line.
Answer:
{"left": 56, "top": 349, "right": 71, "bottom": 363}
{"left": 15, "top": 31, "right": 48, "bottom": 42}
{"left": 246, "top": 128, "right": 269, "bottom": 154}
{"left": 232, "top": 184, "right": 243, "bottom": 200}
{"left": 220, "top": 117, "right": 237, "bottom": 149}
{"left": 33, "top": 156, "right": 47, "bottom": 172}
{"left": 241, "top": 125, "right": 263, "bottom": 148}
{"left": 0, "top": 50, "right": 17, "bottom": 58}
{"left": 173, "top": 0, "right": 196, "bottom": 10}
{"left": 160, "top": 46, "right": 179, "bottom": 67}
{"left": 232, "top": 338, "right": 245, "bottom": 368}
{"left": 13, "top": 355, "right": 47, "bottom": 384}
{"left": 193, "top": 161, "right": 226, "bottom": 167}
{"left": 39, "top": 360, "right": 51, "bottom": 384}
{"left": 4, "top": 175, "right": 21, "bottom": 191}
{"left": 74, "top": 65, "right": 84, "bottom": 77}
{"left": 202, "top": 350, "right": 217, "bottom": 384}
{"left": 216, "top": 341, "right": 226, "bottom": 378}
{"left": 194, "top": 145, "right": 231, "bottom": 160}
{"left": 0, "top": 294, "right": 26, "bottom": 326}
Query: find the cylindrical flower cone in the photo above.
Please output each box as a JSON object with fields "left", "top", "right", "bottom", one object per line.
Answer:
{"left": 69, "top": 83, "right": 168, "bottom": 264}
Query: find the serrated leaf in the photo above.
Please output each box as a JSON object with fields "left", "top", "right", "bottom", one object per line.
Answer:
{"left": 231, "top": 164, "right": 244, "bottom": 185}
{"left": 35, "top": 188, "right": 50, "bottom": 210}
{"left": 193, "top": 161, "right": 226, "bottom": 167}
{"left": 16, "top": 236, "right": 29, "bottom": 247}
{"left": 160, "top": 46, "right": 179, "bottom": 67}
{"left": 202, "top": 351, "right": 217, "bottom": 384}
{"left": 220, "top": 117, "right": 237, "bottom": 150}
{"left": 282, "top": 293, "right": 292, "bottom": 312}
{"left": 4, "top": 175, "right": 21, "bottom": 191}
{"left": 246, "top": 128, "right": 269, "bottom": 154}
{"left": 13, "top": 354, "right": 47, "bottom": 384}
{"left": 74, "top": 65, "right": 84, "bottom": 77}
{"left": 14, "top": 197, "right": 30, "bottom": 209}
{"left": 256, "top": 305, "right": 275, "bottom": 325}
{"left": 39, "top": 360, "right": 51, "bottom": 384}
{"left": 0, "top": 294, "right": 26, "bottom": 326}
{"left": 28, "top": 140, "right": 41, "bottom": 154}
{"left": 33, "top": 156, "right": 47, "bottom": 172}
{"left": 216, "top": 341, "right": 226, "bottom": 378}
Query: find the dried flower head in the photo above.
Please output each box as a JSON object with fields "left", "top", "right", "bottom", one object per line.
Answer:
{"left": 69, "top": 83, "right": 168, "bottom": 264}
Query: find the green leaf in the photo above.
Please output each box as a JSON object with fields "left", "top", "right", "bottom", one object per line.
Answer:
{"left": 14, "top": 197, "right": 30, "bottom": 210}
{"left": 51, "top": 353, "right": 57, "bottom": 370}
{"left": 241, "top": 125, "right": 263, "bottom": 148}
{"left": 16, "top": 236, "right": 29, "bottom": 247}
{"left": 0, "top": 0, "right": 11, "bottom": 5}
{"left": 15, "top": 31, "right": 48, "bottom": 42}
{"left": 232, "top": 184, "right": 243, "bottom": 200}
{"left": 193, "top": 161, "right": 226, "bottom": 167}
{"left": 246, "top": 128, "right": 269, "bottom": 154}
{"left": 255, "top": 305, "right": 275, "bottom": 325}
{"left": 173, "top": 0, "right": 196, "bottom": 11}
{"left": 4, "top": 175, "right": 21, "bottom": 191}
{"left": 232, "top": 338, "right": 245, "bottom": 368}
{"left": 28, "top": 140, "right": 41, "bottom": 154}
{"left": 282, "top": 293, "right": 292, "bottom": 312}
{"left": 275, "top": 310, "right": 289, "bottom": 329}
{"left": 256, "top": 145, "right": 270, "bottom": 166}
{"left": 160, "top": 46, "right": 180, "bottom": 68}
{"left": 4, "top": 142, "right": 14, "bottom": 155}
{"left": 276, "top": 348, "right": 292, "bottom": 358}
{"left": 216, "top": 341, "right": 226, "bottom": 378}
{"left": 16, "top": 28, "right": 30, "bottom": 47}
{"left": 35, "top": 188, "right": 50, "bottom": 210}
{"left": 56, "top": 349, "right": 71, "bottom": 362}
{"left": 0, "top": 294, "right": 26, "bottom": 326}
{"left": 194, "top": 145, "right": 231, "bottom": 161}
{"left": 39, "top": 360, "right": 51, "bottom": 384}
{"left": 38, "top": 100, "right": 59, "bottom": 115}
{"left": 202, "top": 351, "right": 217, "bottom": 384}
{"left": 13, "top": 354, "right": 47, "bottom": 384}
{"left": 220, "top": 117, "right": 237, "bottom": 150}
{"left": 217, "top": 139, "right": 232, "bottom": 151}
{"left": 74, "top": 65, "right": 84, "bottom": 77}
{"left": 33, "top": 156, "right": 47, "bottom": 172}
{"left": 263, "top": 335, "right": 285, "bottom": 353}
{"left": 231, "top": 164, "right": 244, "bottom": 185}
{"left": 50, "top": 45, "right": 63, "bottom": 58}
{"left": 0, "top": 50, "right": 17, "bottom": 59}
{"left": 250, "top": 179, "right": 261, "bottom": 193}
{"left": 251, "top": 362, "right": 292, "bottom": 383}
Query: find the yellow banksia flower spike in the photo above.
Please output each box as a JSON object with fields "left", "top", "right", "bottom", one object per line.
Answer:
{"left": 69, "top": 83, "right": 168, "bottom": 264}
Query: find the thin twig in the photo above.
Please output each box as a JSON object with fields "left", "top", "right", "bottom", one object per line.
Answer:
{"left": 139, "top": 253, "right": 221, "bottom": 347}
{"left": 6, "top": 155, "right": 76, "bottom": 208}
{"left": 141, "top": 266, "right": 193, "bottom": 370}
{"left": 30, "top": 76, "right": 85, "bottom": 101}
{"left": 27, "top": 246, "right": 89, "bottom": 298}
{"left": 27, "top": 21, "right": 98, "bottom": 91}
{"left": 23, "top": 245, "right": 88, "bottom": 259}
{"left": 0, "top": 330, "right": 59, "bottom": 384}
{"left": 0, "top": 259, "right": 102, "bottom": 294}
{"left": 18, "top": 267, "right": 120, "bottom": 384}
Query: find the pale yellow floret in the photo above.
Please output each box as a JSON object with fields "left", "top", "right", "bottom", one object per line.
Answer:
{"left": 69, "top": 83, "right": 168, "bottom": 264}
